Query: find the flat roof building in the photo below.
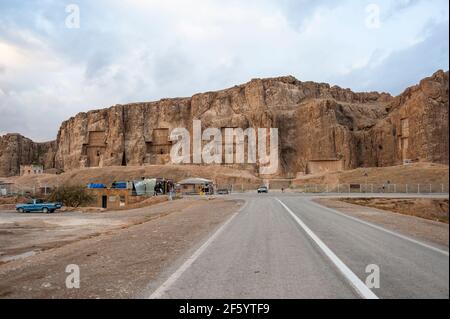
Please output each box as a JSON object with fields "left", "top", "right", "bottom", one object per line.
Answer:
{"left": 177, "top": 178, "right": 214, "bottom": 195}
{"left": 20, "top": 164, "right": 44, "bottom": 176}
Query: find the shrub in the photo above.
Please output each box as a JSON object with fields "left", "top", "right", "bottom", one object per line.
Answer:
{"left": 48, "top": 185, "right": 94, "bottom": 207}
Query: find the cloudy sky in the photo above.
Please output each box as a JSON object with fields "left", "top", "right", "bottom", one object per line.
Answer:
{"left": 0, "top": 0, "right": 448, "bottom": 141}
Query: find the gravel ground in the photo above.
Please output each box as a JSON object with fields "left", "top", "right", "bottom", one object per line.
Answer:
{"left": 0, "top": 198, "right": 191, "bottom": 263}
{"left": 0, "top": 197, "right": 243, "bottom": 298}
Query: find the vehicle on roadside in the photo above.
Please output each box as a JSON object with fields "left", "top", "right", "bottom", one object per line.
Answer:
{"left": 217, "top": 189, "right": 230, "bottom": 195}
{"left": 16, "top": 199, "right": 63, "bottom": 214}
{"left": 257, "top": 186, "right": 268, "bottom": 193}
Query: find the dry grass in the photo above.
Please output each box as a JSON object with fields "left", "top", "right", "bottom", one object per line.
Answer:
{"left": 339, "top": 197, "right": 449, "bottom": 223}
{"left": 293, "top": 162, "right": 449, "bottom": 187}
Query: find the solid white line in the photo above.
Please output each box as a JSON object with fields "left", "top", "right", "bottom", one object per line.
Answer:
{"left": 276, "top": 198, "right": 379, "bottom": 299}
{"left": 148, "top": 202, "right": 246, "bottom": 299}
{"left": 307, "top": 199, "right": 449, "bottom": 256}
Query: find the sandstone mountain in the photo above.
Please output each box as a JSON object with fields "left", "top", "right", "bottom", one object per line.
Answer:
{"left": 0, "top": 70, "right": 448, "bottom": 177}
{"left": 0, "top": 134, "right": 56, "bottom": 177}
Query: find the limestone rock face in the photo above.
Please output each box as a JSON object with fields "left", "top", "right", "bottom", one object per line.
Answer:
{"left": 0, "top": 134, "right": 56, "bottom": 176}
{"left": 0, "top": 70, "right": 448, "bottom": 177}
{"left": 359, "top": 70, "right": 449, "bottom": 167}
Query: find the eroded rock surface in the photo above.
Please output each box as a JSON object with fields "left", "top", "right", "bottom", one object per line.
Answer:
{"left": 0, "top": 134, "right": 56, "bottom": 176}
{"left": 0, "top": 71, "right": 448, "bottom": 177}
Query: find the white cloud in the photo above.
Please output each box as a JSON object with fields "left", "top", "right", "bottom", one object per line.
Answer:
{"left": 0, "top": 0, "right": 448, "bottom": 141}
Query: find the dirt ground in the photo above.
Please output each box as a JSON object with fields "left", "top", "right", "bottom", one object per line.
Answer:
{"left": 0, "top": 198, "right": 185, "bottom": 264}
{"left": 338, "top": 197, "right": 448, "bottom": 223}
{"left": 315, "top": 198, "right": 449, "bottom": 247}
{"left": 0, "top": 197, "right": 243, "bottom": 298}
{"left": 293, "top": 162, "right": 449, "bottom": 187}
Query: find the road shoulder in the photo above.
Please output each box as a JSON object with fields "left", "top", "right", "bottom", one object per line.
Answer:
{"left": 313, "top": 198, "right": 449, "bottom": 248}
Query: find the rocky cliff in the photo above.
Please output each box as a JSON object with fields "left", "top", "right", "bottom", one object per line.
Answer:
{"left": 360, "top": 70, "right": 449, "bottom": 167}
{"left": 0, "top": 134, "right": 56, "bottom": 176}
{"left": 0, "top": 70, "right": 448, "bottom": 177}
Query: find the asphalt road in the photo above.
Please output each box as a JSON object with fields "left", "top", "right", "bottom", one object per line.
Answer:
{"left": 147, "top": 193, "right": 449, "bottom": 299}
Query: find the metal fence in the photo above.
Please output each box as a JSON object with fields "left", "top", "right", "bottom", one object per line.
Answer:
{"left": 1, "top": 183, "right": 449, "bottom": 196}
{"left": 0, "top": 184, "right": 54, "bottom": 197}
{"left": 213, "top": 183, "right": 449, "bottom": 194}
{"left": 290, "top": 183, "right": 449, "bottom": 194}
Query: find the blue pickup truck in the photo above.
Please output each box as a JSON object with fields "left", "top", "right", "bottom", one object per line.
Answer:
{"left": 16, "top": 199, "right": 62, "bottom": 214}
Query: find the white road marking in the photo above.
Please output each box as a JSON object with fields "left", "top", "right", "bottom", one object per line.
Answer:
{"left": 276, "top": 198, "right": 379, "bottom": 300}
{"left": 148, "top": 202, "right": 246, "bottom": 299}
{"left": 307, "top": 199, "right": 449, "bottom": 256}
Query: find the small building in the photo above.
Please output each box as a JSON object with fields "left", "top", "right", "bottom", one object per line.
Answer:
{"left": 20, "top": 164, "right": 44, "bottom": 176}
{"left": 87, "top": 188, "right": 132, "bottom": 209}
{"left": 87, "top": 179, "right": 172, "bottom": 209}
{"left": 178, "top": 178, "right": 214, "bottom": 195}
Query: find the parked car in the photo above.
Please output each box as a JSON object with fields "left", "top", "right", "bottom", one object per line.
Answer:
{"left": 257, "top": 186, "right": 268, "bottom": 193}
{"left": 217, "top": 189, "right": 230, "bottom": 195}
{"left": 16, "top": 199, "right": 62, "bottom": 214}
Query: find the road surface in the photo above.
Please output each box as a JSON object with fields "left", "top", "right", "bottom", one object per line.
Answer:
{"left": 145, "top": 193, "right": 449, "bottom": 299}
